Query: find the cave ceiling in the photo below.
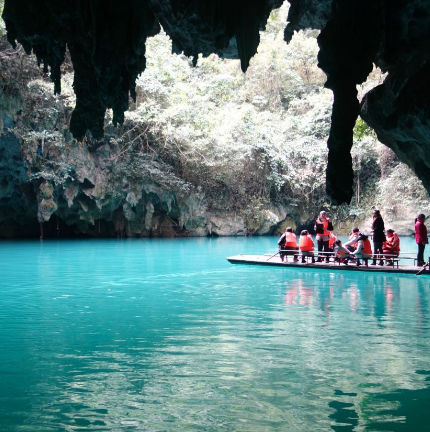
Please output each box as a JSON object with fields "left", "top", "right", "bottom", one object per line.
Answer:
{"left": 2, "top": 0, "right": 430, "bottom": 204}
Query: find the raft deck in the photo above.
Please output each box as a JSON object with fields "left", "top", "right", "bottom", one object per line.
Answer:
{"left": 226, "top": 254, "right": 430, "bottom": 275}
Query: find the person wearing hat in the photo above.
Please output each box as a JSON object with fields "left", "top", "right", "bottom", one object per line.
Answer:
{"left": 371, "top": 209, "right": 386, "bottom": 265}
{"left": 415, "top": 214, "right": 428, "bottom": 266}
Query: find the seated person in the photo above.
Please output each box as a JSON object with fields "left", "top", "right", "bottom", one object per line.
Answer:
{"left": 383, "top": 229, "right": 400, "bottom": 265}
{"left": 352, "top": 233, "right": 373, "bottom": 266}
{"left": 333, "top": 239, "right": 355, "bottom": 264}
{"left": 344, "top": 227, "right": 360, "bottom": 252}
{"left": 328, "top": 232, "right": 337, "bottom": 253}
{"left": 277, "top": 227, "right": 299, "bottom": 262}
{"left": 299, "top": 230, "right": 315, "bottom": 263}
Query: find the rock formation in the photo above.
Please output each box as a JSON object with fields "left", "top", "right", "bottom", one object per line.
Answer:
{"left": 0, "top": 122, "right": 299, "bottom": 238}
{"left": 2, "top": 0, "right": 430, "bottom": 206}
{"left": 287, "top": 0, "right": 430, "bottom": 203}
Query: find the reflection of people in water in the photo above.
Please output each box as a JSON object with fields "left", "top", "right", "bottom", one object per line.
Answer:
{"left": 299, "top": 280, "right": 313, "bottom": 306}
{"left": 417, "top": 281, "right": 429, "bottom": 332}
{"left": 371, "top": 276, "right": 400, "bottom": 323}
{"left": 348, "top": 283, "right": 360, "bottom": 311}
{"left": 284, "top": 279, "right": 313, "bottom": 306}
{"left": 385, "top": 287, "right": 393, "bottom": 314}
{"left": 284, "top": 272, "right": 409, "bottom": 323}
{"left": 285, "top": 280, "right": 299, "bottom": 305}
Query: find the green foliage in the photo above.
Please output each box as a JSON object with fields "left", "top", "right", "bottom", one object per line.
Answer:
{"left": 377, "top": 164, "right": 430, "bottom": 218}
{"left": 354, "top": 118, "right": 375, "bottom": 141}
{"left": 1, "top": 1, "right": 428, "bottom": 231}
{"left": 125, "top": 15, "right": 335, "bottom": 220}
{"left": 111, "top": 3, "right": 428, "bottom": 225}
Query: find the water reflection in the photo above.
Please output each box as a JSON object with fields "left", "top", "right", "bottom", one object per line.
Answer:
{"left": 282, "top": 272, "right": 430, "bottom": 432}
{"left": 1, "top": 239, "right": 430, "bottom": 431}
{"left": 363, "top": 370, "right": 430, "bottom": 431}
{"left": 417, "top": 283, "right": 430, "bottom": 332}
{"left": 328, "top": 371, "right": 430, "bottom": 431}
{"left": 329, "top": 390, "right": 359, "bottom": 432}
{"left": 284, "top": 272, "right": 422, "bottom": 325}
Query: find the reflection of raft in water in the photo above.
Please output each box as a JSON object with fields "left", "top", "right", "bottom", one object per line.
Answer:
{"left": 226, "top": 254, "right": 430, "bottom": 276}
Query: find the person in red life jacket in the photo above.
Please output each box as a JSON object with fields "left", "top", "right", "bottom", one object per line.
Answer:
{"left": 415, "top": 213, "right": 428, "bottom": 266}
{"left": 299, "top": 230, "right": 315, "bottom": 264}
{"left": 315, "top": 211, "right": 333, "bottom": 263}
{"left": 383, "top": 229, "right": 400, "bottom": 266}
{"left": 352, "top": 233, "right": 373, "bottom": 266}
{"left": 277, "top": 227, "right": 299, "bottom": 263}
{"left": 328, "top": 232, "right": 337, "bottom": 253}
{"left": 333, "top": 239, "right": 355, "bottom": 265}
{"left": 344, "top": 227, "right": 360, "bottom": 252}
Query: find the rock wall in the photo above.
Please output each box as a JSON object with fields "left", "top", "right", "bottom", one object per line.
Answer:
{"left": 3, "top": 0, "right": 430, "bottom": 205}
{"left": 0, "top": 124, "right": 304, "bottom": 238}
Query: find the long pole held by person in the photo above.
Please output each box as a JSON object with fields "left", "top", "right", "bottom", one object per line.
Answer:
{"left": 416, "top": 258, "right": 430, "bottom": 276}
{"left": 267, "top": 251, "right": 280, "bottom": 261}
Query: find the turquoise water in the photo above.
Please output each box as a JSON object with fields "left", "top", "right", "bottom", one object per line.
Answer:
{"left": 0, "top": 237, "right": 429, "bottom": 432}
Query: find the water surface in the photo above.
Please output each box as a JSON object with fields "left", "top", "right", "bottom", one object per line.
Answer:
{"left": 0, "top": 237, "right": 429, "bottom": 431}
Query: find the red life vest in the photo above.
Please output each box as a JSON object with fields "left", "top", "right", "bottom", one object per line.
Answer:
{"left": 348, "top": 233, "right": 358, "bottom": 249}
{"left": 383, "top": 233, "right": 400, "bottom": 255}
{"left": 336, "top": 247, "right": 348, "bottom": 257}
{"left": 316, "top": 218, "right": 331, "bottom": 236}
{"left": 299, "top": 235, "right": 314, "bottom": 251}
{"left": 284, "top": 232, "right": 297, "bottom": 248}
{"left": 362, "top": 238, "right": 372, "bottom": 255}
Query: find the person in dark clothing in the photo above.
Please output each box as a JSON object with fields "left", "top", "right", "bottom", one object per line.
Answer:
{"left": 415, "top": 214, "right": 428, "bottom": 266}
{"left": 315, "top": 211, "right": 333, "bottom": 263}
{"left": 371, "top": 209, "right": 386, "bottom": 265}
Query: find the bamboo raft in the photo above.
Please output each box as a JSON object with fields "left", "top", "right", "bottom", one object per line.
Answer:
{"left": 226, "top": 254, "right": 430, "bottom": 275}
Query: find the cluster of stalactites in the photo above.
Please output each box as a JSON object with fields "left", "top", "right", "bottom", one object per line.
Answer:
{"left": 3, "top": 0, "right": 430, "bottom": 204}
{"left": 2, "top": 0, "right": 283, "bottom": 140}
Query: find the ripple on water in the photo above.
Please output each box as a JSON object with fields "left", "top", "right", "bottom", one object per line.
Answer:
{"left": 0, "top": 238, "right": 429, "bottom": 431}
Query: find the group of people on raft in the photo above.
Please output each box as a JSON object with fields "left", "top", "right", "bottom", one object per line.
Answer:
{"left": 277, "top": 210, "right": 429, "bottom": 267}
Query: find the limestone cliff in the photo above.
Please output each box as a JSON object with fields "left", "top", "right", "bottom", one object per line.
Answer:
{"left": 2, "top": 0, "right": 430, "bottom": 204}
{"left": 0, "top": 124, "right": 299, "bottom": 238}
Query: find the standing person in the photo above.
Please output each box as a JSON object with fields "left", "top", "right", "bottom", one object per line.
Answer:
{"left": 371, "top": 209, "right": 386, "bottom": 265}
{"left": 299, "top": 230, "right": 315, "bottom": 264}
{"left": 415, "top": 214, "right": 428, "bottom": 266}
{"left": 277, "top": 227, "right": 299, "bottom": 263}
{"left": 315, "top": 211, "right": 333, "bottom": 263}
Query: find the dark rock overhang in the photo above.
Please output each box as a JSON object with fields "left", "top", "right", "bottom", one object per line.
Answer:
{"left": 2, "top": 0, "right": 430, "bottom": 204}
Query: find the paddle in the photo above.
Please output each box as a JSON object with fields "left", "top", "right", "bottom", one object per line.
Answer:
{"left": 267, "top": 251, "right": 280, "bottom": 261}
{"left": 416, "top": 258, "right": 430, "bottom": 276}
